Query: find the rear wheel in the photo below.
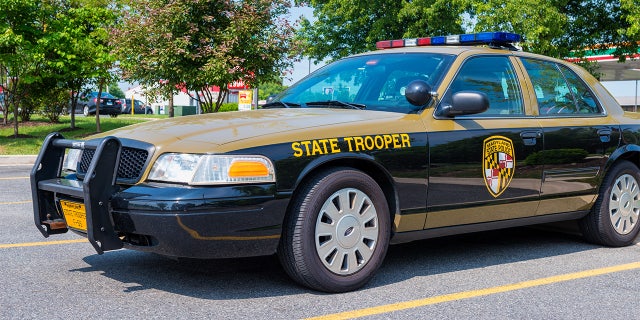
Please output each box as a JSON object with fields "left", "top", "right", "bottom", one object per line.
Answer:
{"left": 579, "top": 160, "right": 640, "bottom": 246}
{"left": 278, "top": 168, "right": 390, "bottom": 292}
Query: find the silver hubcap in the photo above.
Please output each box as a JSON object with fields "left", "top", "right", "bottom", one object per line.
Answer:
{"left": 609, "top": 174, "right": 640, "bottom": 235}
{"left": 315, "top": 188, "right": 379, "bottom": 275}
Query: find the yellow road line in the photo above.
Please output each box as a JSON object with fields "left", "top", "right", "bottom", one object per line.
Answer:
{"left": 0, "top": 200, "right": 31, "bottom": 205}
{"left": 0, "top": 176, "right": 29, "bottom": 180}
{"left": 0, "top": 238, "right": 87, "bottom": 249}
{"left": 306, "top": 261, "right": 640, "bottom": 320}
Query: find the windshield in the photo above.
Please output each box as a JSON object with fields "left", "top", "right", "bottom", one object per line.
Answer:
{"left": 275, "top": 53, "right": 454, "bottom": 113}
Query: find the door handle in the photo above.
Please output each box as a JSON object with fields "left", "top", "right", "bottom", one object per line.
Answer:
{"left": 597, "top": 128, "right": 612, "bottom": 143}
{"left": 520, "top": 131, "right": 542, "bottom": 146}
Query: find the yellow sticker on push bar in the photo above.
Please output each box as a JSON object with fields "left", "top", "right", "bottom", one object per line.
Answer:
{"left": 59, "top": 200, "right": 87, "bottom": 231}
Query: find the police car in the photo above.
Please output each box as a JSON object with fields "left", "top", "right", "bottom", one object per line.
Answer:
{"left": 31, "top": 32, "right": 640, "bottom": 292}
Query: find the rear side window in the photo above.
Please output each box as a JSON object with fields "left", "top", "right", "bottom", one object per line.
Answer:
{"left": 442, "top": 56, "right": 524, "bottom": 116}
{"left": 521, "top": 58, "right": 602, "bottom": 115}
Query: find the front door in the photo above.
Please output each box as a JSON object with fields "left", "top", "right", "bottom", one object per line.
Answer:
{"left": 425, "top": 55, "right": 543, "bottom": 229}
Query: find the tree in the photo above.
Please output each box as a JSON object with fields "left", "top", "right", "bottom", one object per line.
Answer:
{"left": 619, "top": 0, "right": 640, "bottom": 58}
{"left": 468, "top": 0, "right": 567, "bottom": 57}
{"left": 295, "top": 0, "right": 465, "bottom": 61}
{"left": 258, "top": 81, "right": 287, "bottom": 100}
{"left": 77, "top": 1, "right": 119, "bottom": 133}
{"left": 0, "top": 0, "right": 43, "bottom": 137}
{"left": 37, "top": 0, "right": 120, "bottom": 131}
{"left": 43, "top": 3, "right": 98, "bottom": 129}
{"left": 621, "top": 0, "right": 640, "bottom": 36}
{"left": 113, "top": 0, "right": 299, "bottom": 114}
{"left": 300, "top": 0, "right": 639, "bottom": 65}
{"left": 108, "top": 83, "right": 125, "bottom": 98}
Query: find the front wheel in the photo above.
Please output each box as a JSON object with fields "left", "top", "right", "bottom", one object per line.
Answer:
{"left": 579, "top": 160, "right": 640, "bottom": 246}
{"left": 83, "top": 105, "right": 90, "bottom": 117}
{"left": 278, "top": 168, "right": 390, "bottom": 292}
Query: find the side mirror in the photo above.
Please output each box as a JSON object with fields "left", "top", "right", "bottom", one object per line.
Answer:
{"left": 438, "top": 91, "right": 489, "bottom": 117}
{"left": 404, "top": 80, "right": 432, "bottom": 106}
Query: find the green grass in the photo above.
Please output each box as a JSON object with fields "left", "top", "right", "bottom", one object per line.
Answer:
{"left": 0, "top": 114, "right": 162, "bottom": 155}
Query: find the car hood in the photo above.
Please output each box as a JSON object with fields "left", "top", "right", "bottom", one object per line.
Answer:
{"left": 100, "top": 108, "right": 411, "bottom": 152}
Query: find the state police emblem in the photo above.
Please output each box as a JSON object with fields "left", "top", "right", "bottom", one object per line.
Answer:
{"left": 483, "top": 136, "right": 515, "bottom": 197}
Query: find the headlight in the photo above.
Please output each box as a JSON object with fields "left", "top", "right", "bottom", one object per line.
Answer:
{"left": 62, "top": 149, "right": 82, "bottom": 172}
{"left": 147, "top": 153, "right": 275, "bottom": 185}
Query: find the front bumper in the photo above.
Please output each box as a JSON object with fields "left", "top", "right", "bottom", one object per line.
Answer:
{"left": 31, "top": 133, "right": 288, "bottom": 258}
{"left": 109, "top": 184, "right": 287, "bottom": 258}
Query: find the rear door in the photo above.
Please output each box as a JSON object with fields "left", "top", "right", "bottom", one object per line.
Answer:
{"left": 517, "top": 57, "right": 620, "bottom": 215}
{"left": 424, "top": 54, "right": 543, "bottom": 229}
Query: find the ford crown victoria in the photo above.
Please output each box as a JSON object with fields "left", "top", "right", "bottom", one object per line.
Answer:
{"left": 31, "top": 32, "right": 640, "bottom": 292}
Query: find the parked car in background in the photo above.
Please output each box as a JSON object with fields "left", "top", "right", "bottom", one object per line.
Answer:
{"left": 122, "top": 98, "right": 153, "bottom": 115}
{"left": 68, "top": 92, "right": 122, "bottom": 117}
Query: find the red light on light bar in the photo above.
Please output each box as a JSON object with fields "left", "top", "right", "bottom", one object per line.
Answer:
{"left": 391, "top": 40, "right": 404, "bottom": 48}
{"left": 375, "top": 40, "right": 392, "bottom": 49}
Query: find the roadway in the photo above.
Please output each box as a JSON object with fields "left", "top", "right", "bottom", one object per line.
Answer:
{"left": 2, "top": 163, "right": 640, "bottom": 319}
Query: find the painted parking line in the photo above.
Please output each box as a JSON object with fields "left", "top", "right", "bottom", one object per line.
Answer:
{"left": 0, "top": 239, "right": 87, "bottom": 249}
{"left": 0, "top": 200, "right": 31, "bottom": 205}
{"left": 306, "top": 261, "right": 640, "bottom": 320}
{"left": 0, "top": 176, "right": 29, "bottom": 180}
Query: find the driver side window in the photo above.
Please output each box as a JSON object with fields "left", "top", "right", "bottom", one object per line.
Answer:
{"left": 443, "top": 56, "right": 524, "bottom": 116}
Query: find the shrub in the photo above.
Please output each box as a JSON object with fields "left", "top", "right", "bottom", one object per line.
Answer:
{"left": 219, "top": 102, "right": 238, "bottom": 112}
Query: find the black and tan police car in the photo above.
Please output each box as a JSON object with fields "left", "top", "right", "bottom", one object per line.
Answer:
{"left": 31, "top": 32, "right": 640, "bottom": 292}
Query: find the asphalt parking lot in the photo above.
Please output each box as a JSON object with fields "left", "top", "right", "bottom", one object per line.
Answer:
{"left": 2, "top": 161, "right": 640, "bottom": 319}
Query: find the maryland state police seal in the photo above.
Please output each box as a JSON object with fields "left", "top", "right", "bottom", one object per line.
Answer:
{"left": 483, "top": 136, "right": 515, "bottom": 197}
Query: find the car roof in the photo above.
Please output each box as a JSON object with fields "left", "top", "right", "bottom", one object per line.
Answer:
{"left": 355, "top": 45, "right": 567, "bottom": 64}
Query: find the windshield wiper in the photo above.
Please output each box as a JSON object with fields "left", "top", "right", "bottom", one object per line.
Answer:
{"left": 261, "top": 101, "right": 301, "bottom": 108}
{"left": 305, "top": 100, "right": 366, "bottom": 110}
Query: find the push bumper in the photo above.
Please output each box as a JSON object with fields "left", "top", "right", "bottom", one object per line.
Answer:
{"left": 31, "top": 132, "right": 124, "bottom": 254}
{"left": 31, "top": 132, "right": 288, "bottom": 258}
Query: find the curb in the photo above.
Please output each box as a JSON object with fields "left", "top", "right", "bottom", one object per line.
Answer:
{"left": 0, "top": 155, "right": 37, "bottom": 165}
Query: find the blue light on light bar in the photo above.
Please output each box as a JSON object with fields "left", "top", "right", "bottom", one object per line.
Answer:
{"left": 431, "top": 36, "right": 446, "bottom": 45}
{"left": 474, "top": 32, "right": 522, "bottom": 43}
{"left": 459, "top": 34, "right": 477, "bottom": 42}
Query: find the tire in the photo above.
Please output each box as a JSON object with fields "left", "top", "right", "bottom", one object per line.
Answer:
{"left": 579, "top": 160, "right": 640, "bottom": 246}
{"left": 83, "top": 105, "right": 90, "bottom": 117}
{"left": 278, "top": 167, "right": 390, "bottom": 292}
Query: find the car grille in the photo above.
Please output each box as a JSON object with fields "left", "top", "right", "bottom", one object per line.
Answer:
{"left": 79, "top": 147, "right": 149, "bottom": 182}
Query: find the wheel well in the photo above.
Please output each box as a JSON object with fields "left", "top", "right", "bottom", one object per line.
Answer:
{"left": 288, "top": 159, "right": 398, "bottom": 225}
{"left": 618, "top": 151, "right": 640, "bottom": 169}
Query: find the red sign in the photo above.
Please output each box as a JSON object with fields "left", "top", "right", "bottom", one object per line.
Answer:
{"left": 228, "top": 80, "right": 248, "bottom": 90}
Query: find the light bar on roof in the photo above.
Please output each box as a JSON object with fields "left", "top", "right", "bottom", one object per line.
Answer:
{"left": 375, "top": 31, "right": 522, "bottom": 50}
